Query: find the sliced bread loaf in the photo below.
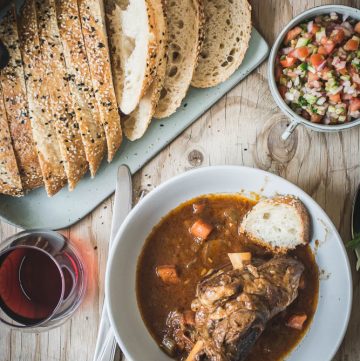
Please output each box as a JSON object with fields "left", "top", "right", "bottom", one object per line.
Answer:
{"left": 55, "top": 0, "right": 107, "bottom": 177}
{"left": 123, "top": 0, "right": 167, "bottom": 141}
{"left": 35, "top": 0, "right": 88, "bottom": 191}
{"left": 0, "top": 89, "right": 23, "bottom": 197}
{"left": 18, "top": 0, "right": 68, "bottom": 196}
{"left": 105, "top": 0, "right": 157, "bottom": 115}
{"left": 239, "top": 195, "right": 311, "bottom": 253}
{"left": 79, "top": 0, "right": 123, "bottom": 161}
{"left": 191, "top": 0, "right": 252, "bottom": 88}
{"left": 154, "top": 0, "right": 204, "bottom": 118}
{"left": 0, "top": 6, "right": 43, "bottom": 191}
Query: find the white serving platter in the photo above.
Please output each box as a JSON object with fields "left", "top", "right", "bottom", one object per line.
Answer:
{"left": 0, "top": 28, "right": 269, "bottom": 230}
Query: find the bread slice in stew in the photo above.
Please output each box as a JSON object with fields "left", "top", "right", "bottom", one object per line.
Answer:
{"left": 18, "top": 0, "right": 68, "bottom": 196}
{"left": 105, "top": 0, "right": 157, "bottom": 115}
{"left": 191, "top": 0, "right": 252, "bottom": 88}
{"left": 0, "top": 6, "right": 43, "bottom": 192}
{"left": 239, "top": 195, "right": 311, "bottom": 253}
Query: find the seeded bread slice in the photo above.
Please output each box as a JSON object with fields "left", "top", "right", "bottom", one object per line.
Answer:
{"left": 78, "top": 0, "right": 122, "bottom": 162}
{"left": 123, "top": 0, "right": 167, "bottom": 141}
{"left": 35, "top": 0, "right": 88, "bottom": 191}
{"left": 18, "top": 0, "right": 67, "bottom": 196}
{"left": 0, "top": 6, "right": 43, "bottom": 191}
{"left": 105, "top": 0, "right": 157, "bottom": 115}
{"left": 191, "top": 0, "right": 251, "bottom": 88}
{"left": 239, "top": 195, "right": 311, "bottom": 253}
{"left": 0, "top": 89, "right": 23, "bottom": 197}
{"left": 154, "top": 0, "right": 204, "bottom": 118}
{"left": 55, "top": 0, "right": 106, "bottom": 177}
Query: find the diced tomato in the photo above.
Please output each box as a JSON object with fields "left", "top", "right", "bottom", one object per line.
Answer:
{"left": 278, "top": 85, "right": 287, "bottom": 99}
{"left": 311, "top": 23, "right": 320, "bottom": 34}
{"left": 310, "top": 53, "right": 325, "bottom": 68}
{"left": 290, "top": 46, "right": 310, "bottom": 59}
{"left": 328, "top": 93, "right": 341, "bottom": 103}
{"left": 284, "top": 26, "right": 302, "bottom": 44}
{"left": 318, "top": 46, "right": 327, "bottom": 55}
{"left": 330, "top": 28, "right": 345, "bottom": 44}
{"left": 355, "top": 22, "right": 360, "bottom": 34}
{"left": 280, "top": 56, "right": 297, "bottom": 68}
{"left": 286, "top": 314, "right": 308, "bottom": 330}
{"left": 324, "top": 40, "right": 335, "bottom": 54}
{"left": 349, "top": 98, "right": 360, "bottom": 112}
{"left": 344, "top": 38, "right": 359, "bottom": 51}
{"left": 190, "top": 219, "right": 213, "bottom": 240}
{"left": 350, "top": 67, "right": 360, "bottom": 85}
{"left": 310, "top": 113, "right": 323, "bottom": 123}
{"left": 308, "top": 72, "right": 319, "bottom": 82}
{"left": 156, "top": 265, "right": 180, "bottom": 285}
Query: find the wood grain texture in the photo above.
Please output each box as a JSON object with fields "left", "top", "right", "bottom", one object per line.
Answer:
{"left": 1, "top": 0, "right": 360, "bottom": 360}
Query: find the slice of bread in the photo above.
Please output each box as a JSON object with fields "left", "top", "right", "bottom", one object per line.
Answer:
{"left": 0, "top": 6, "right": 43, "bottom": 191}
{"left": 154, "top": 0, "right": 204, "bottom": 118}
{"left": 191, "top": 0, "right": 252, "bottom": 88}
{"left": 35, "top": 0, "right": 88, "bottom": 191}
{"left": 78, "top": 0, "right": 123, "bottom": 162}
{"left": 105, "top": 0, "right": 157, "bottom": 115}
{"left": 123, "top": 0, "right": 167, "bottom": 141}
{"left": 0, "top": 89, "right": 23, "bottom": 197}
{"left": 55, "top": 0, "right": 107, "bottom": 177}
{"left": 239, "top": 195, "right": 311, "bottom": 253}
{"left": 18, "top": 0, "right": 68, "bottom": 196}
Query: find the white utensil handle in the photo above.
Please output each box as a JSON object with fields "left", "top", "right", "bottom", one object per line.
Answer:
{"left": 281, "top": 121, "right": 299, "bottom": 140}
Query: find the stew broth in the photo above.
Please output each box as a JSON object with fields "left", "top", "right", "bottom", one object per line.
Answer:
{"left": 136, "top": 194, "right": 319, "bottom": 361}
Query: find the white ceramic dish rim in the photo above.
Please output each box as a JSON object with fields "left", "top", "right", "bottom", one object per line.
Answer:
{"left": 268, "top": 4, "right": 360, "bottom": 136}
{"left": 105, "top": 165, "right": 353, "bottom": 361}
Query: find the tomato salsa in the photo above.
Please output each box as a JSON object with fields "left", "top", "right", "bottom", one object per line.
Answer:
{"left": 276, "top": 12, "right": 360, "bottom": 124}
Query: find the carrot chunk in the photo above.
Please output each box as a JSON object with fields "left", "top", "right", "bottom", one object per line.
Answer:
{"left": 286, "top": 314, "right": 308, "bottom": 330}
{"left": 156, "top": 265, "right": 180, "bottom": 285}
{"left": 190, "top": 219, "right": 213, "bottom": 240}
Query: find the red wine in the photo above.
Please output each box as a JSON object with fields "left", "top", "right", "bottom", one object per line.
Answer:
{"left": 0, "top": 247, "right": 73, "bottom": 325}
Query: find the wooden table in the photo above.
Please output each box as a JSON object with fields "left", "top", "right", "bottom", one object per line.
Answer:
{"left": 1, "top": 0, "right": 360, "bottom": 360}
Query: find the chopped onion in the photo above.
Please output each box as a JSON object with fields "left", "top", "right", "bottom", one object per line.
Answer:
{"left": 282, "top": 47, "right": 293, "bottom": 55}
{"left": 328, "top": 86, "right": 343, "bottom": 95}
{"left": 330, "top": 12, "right": 338, "bottom": 20}
{"left": 317, "top": 97, "right": 326, "bottom": 105}
{"left": 317, "top": 60, "right": 326, "bottom": 71}
{"left": 342, "top": 14, "right": 349, "bottom": 22}
{"left": 307, "top": 21, "right": 314, "bottom": 33}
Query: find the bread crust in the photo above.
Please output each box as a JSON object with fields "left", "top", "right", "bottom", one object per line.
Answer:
{"left": 18, "top": 0, "right": 67, "bottom": 196}
{"left": 78, "top": 0, "right": 122, "bottom": 161}
{"left": 0, "top": 6, "right": 43, "bottom": 191}
{"left": 240, "top": 195, "right": 311, "bottom": 254}
{"left": 55, "top": 0, "right": 107, "bottom": 177}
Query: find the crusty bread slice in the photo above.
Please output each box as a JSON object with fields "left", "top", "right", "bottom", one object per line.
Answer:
{"left": 154, "top": 0, "right": 204, "bottom": 118}
{"left": 55, "top": 0, "right": 107, "bottom": 177}
{"left": 78, "top": 0, "right": 122, "bottom": 162}
{"left": 35, "top": 0, "right": 88, "bottom": 191}
{"left": 239, "top": 195, "right": 311, "bottom": 253}
{"left": 0, "top": 89, "right": 23, "bottom": 197}
{"left": 191, "top": 0, "right": 252, "bottom": 88}
{"left": 105, "top": 0, "right": 157, "bottom": 115}
{"left": 123, "top": 0, "right": 167, "bottom": 141}
{"left": 18, "top": 0, "right": 67, "bottom": 196}
{"left": 0, "top": 6, "right": 43, "bottom": 191}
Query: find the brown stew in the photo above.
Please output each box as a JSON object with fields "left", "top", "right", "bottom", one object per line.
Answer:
{"left": 136, "top": 194, "right": 319, "bottom": 361}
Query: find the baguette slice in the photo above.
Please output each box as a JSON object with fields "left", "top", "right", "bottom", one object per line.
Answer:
{"left": 123, "top": 0, "right": 167, "bottom": 141}
{"left": 78, "top": 0, "right": 122, "bottom": 161}
{"left": 36, "top": 0, "right": 88, "bottom": 191}
{"left": 0, "top": 89, "right": 23, "bottom": 197}
{"left": 0, "top": 6, "right": 43, "bottom": 191}
{"left": 55, "top": 0, "right": 106, "bottom": 177}
{"left": 18, "top": 0, "right": 67, "bottom": 196}
{"left": 154, "top": 0, "right": 204, "bottom": 118}
{"left": 105, "top": 0, "right": 157, "bottom": 115}
{"left": 239, "top": 195, "right": 311, "bottom": 253}
{"left": 191, "top": 0, "right": 251, "bottom": 88}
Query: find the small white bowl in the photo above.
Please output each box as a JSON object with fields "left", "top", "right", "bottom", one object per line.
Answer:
{"left": 268, "top": 5, "right": 360, "bottom": 140}
{"left": 106, "top": 166, "right": 352, "bottom": 361}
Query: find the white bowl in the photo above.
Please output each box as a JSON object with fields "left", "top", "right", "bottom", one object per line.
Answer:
{"left": 268, "top": 5, "right": 360, "bottom": 140}
{"left": 106, "top": 166, "right": 352, "bottom": 361}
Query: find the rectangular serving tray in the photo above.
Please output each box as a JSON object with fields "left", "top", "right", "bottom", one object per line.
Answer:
{"left": 0, "top": 28, "right": 269, "bottom": 230}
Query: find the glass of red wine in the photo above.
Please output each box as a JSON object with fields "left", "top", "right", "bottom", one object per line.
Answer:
{"left": 0, "top": 230, "right": 86, "bottom": 330}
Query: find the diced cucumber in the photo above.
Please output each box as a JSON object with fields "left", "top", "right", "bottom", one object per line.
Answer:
{"left": 316, "top": 27, "right": 326, "bottom": 43}
{"left": 308, "top": 65, "right": 316, "bottom": 73}
{"left": 296, "top": 37, "right": 310, "bottom": 48}
{"left": 304, "top": 93, "right": 317, "bottom": 105}
{"left": 338, "top": 115, "right": 346, "bottom": 122}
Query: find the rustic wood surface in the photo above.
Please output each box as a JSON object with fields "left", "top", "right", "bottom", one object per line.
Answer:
{"left": 1, "top": 0, "right": 360, "bottom": 360}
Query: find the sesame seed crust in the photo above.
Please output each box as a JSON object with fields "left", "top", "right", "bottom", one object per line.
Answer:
{"left": 0, "top": 5, "right": 43, "bottom": 192}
